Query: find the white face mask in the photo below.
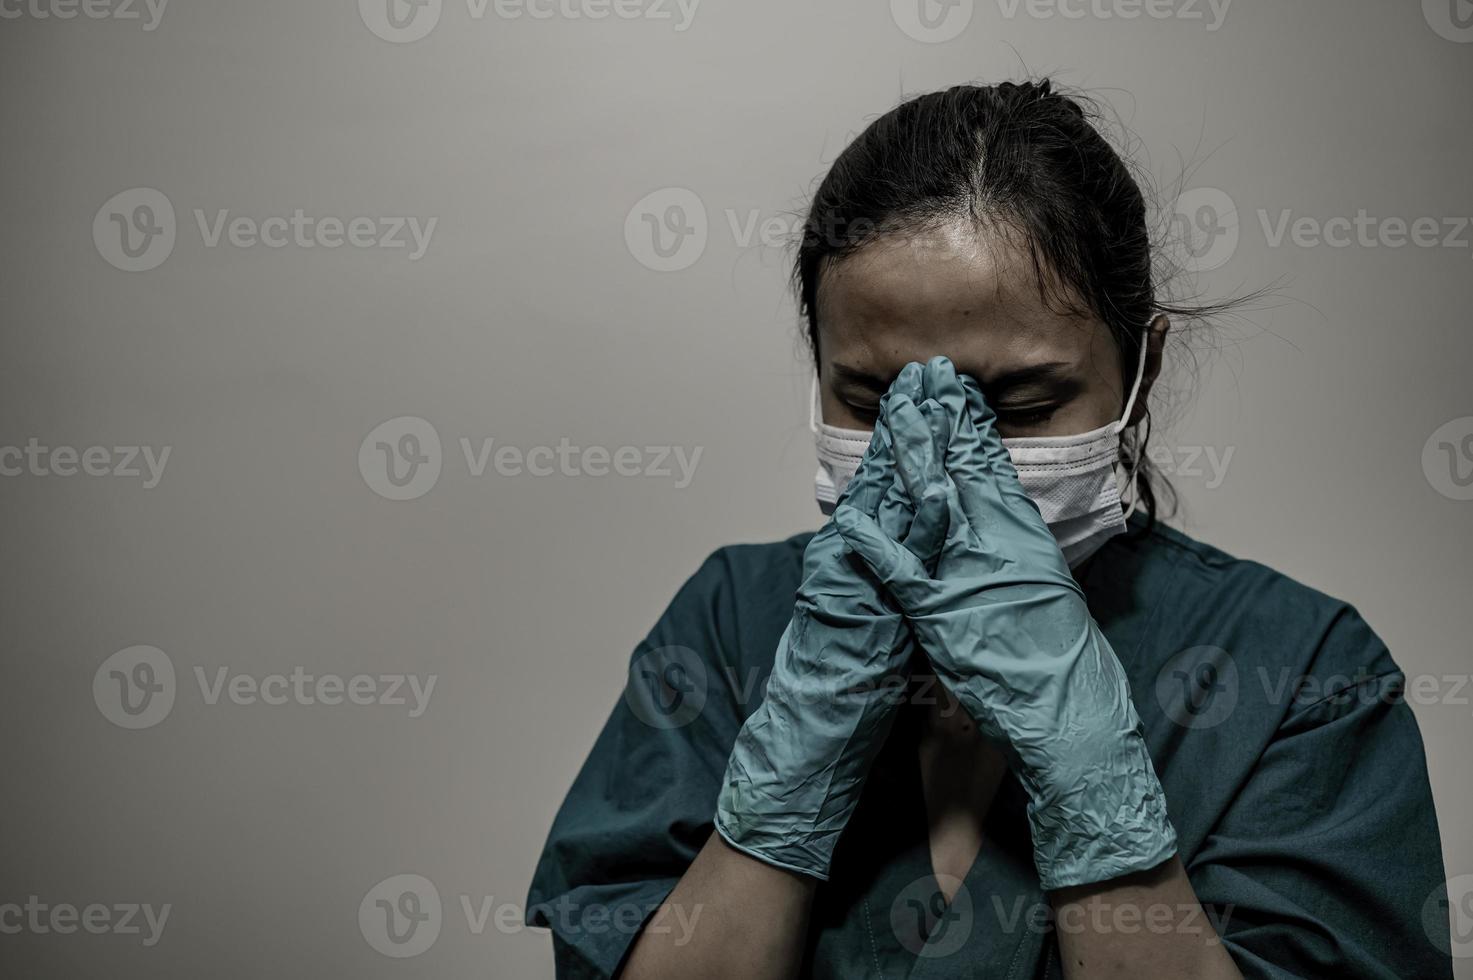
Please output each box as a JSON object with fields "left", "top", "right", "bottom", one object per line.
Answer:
{"left": 812, "top": 339, "right": 1149, "bottom": 567}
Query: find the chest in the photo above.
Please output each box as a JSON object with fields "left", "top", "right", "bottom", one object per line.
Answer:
{"left": 913, "top": 681, "right": 1009, "bottom": 899}
{"left": 805, "top": 701, "right": 1057, "bottom": 980}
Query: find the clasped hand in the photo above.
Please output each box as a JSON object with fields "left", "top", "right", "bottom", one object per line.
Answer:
{"left": 716, "top": 357, "right": 1176, "bottom": 891}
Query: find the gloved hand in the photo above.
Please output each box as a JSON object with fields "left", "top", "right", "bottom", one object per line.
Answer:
{"left": 833, "top": 356, "right": 1178, "bottom": 890}
{"left": 714, "top": 365, "right": 949, "bottom": 879}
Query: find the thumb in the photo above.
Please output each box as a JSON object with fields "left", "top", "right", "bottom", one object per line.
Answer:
{"left": 899, "top": 483, "right": 949, "bottom": 573}
{"left": 833, "top": 504, "right": 934, "bottom": 611}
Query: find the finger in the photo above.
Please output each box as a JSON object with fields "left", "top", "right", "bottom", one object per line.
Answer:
{"left": 889, "top": 361, "right": 925, "bottom": 402}
{"left": 842, "top": 360, "right": 933, "bottom": 517}
{"left": 883, "top": 394, "right": 939, "bottom": 504}
{"left": 838, "top": 418, "right": 894, "bottom": 518}
{"left": 896, "top": 398, "right": 951, "bottom": 567}
{"left": 916, "top": 398, "right": 951, "bottom": 487}
{"left": 920, "top": 357, "right": 1007, "bottom": 495}
{"left": 920, "top": 356, "right": 969, "bottom": 444}
{"left": 917, "top": 356, "right": 1010, "bottom": 478}
{"left": 957, "top": 372, "right": 1016, "bottom": 474}
{"left": 951, "top": 375, "right": 1044, "bottom": 535}
{"left": 833, "top": 505, "right": 934, "bottom": 610}
{"left": 875, "top": 457, "right": 913, "bottom": 542}
{"left": 870, "top": 364, "right": 930, "bottom": 534}
{"left": 946, "top": 378, "right": 1056, "bottom": 563}
{"left": 899, "top": 482, "right": 949, "bottom": 569}
{"left": 877, "top": 390, "right": 948, "bottom": 547}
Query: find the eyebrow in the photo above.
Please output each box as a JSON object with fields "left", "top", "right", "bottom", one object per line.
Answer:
{"left": 828, "top": 359, "right": 1080, "bottom": 403}
{"left": 985, "top": 361, "right": 1079, "bottom": 402}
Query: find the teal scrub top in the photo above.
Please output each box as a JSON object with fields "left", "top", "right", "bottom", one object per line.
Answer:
{"left": 526, "top": 517, "right": 1452, "bottom": 979}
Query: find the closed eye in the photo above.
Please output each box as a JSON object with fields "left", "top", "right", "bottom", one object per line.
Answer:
{"left": 995, "top": 404, "right": 1061, "bottom": 429}
{"left": 844, "top": 400, "right": 882, "bottom": 425}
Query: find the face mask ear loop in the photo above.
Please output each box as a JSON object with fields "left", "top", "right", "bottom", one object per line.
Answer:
{"left": 1121, "top": 410, "right": 1150, "bottom": 521}
{"left": 1116, "top": 333, "right": 1151, "bottom": 432}
{"left": 1118, "top": 331, "right": 1153, "bottom": 521}
{"left": 809, "top": 375, "right": 821, "bottom": 435}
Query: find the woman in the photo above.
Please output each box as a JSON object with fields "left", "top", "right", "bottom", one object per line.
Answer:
{"left": 525, "top": 79, "right": 1450, "bottom": 979}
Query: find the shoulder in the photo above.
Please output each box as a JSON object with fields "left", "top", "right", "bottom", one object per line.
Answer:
{"left": 657, "top": 532, "right": 813, "bottom": 678}
{"left": 677, "top": 533, "right": 812, "bottom": 615}
{"left": 1109, "top": 518, "right": 1402, "bottom": 712}
{"left": 697, "top": 532, "right": 813, "bottom": 587}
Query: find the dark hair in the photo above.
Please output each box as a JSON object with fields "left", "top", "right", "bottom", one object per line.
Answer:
{"left": 793, "top": 77, "right": 1233, "bottom": 530}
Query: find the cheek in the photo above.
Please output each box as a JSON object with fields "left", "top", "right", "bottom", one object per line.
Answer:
{"left": 1030, "top": 347, "right": 1130, "bottom": 436}
{"left": 825, "top": 407, "right": 876, "bottom": 432}
{"left": 1058, "top": 389, "right": 1122, "bottom": 432}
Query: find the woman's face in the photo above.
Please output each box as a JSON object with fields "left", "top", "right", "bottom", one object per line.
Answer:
{"left": 815, "top": 220, "right": 1161, "bottom": 438}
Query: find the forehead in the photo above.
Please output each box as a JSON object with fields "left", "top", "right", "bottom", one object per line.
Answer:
{"left": 816, "top": 221, "right": 1117, "bottom": 381}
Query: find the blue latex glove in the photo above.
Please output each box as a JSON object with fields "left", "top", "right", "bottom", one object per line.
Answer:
{"left": 715, "top": 366, "right": 949, "bottom": 879}
{"left": 833, "top": 357, "right": 1178, "bottom": 890}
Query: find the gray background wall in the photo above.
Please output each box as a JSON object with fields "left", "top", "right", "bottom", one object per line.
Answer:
{"left": 1, "top": 0, "right": 1470, "bottom": 976}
